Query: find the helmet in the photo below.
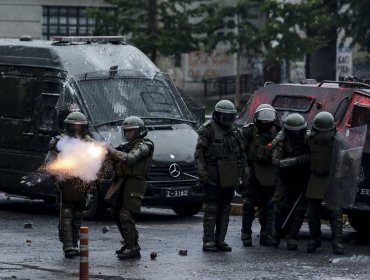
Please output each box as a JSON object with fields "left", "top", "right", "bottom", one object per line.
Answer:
{"left": 121, "top": 116, "right": 148, "bottom": 141}
{"left": 254, "top": 104, "right": 277, "bottom": 132}
{"left": 284, "top": 113, "right": 307, "bottom": 143}
{"left": 312, "top": 111, "right": 335, "bottom": 132}
{"left": 64, "top": 112, "right": 88, "bottom": 137}
{"left": 212, "top": 100, "right": 237, "bottom": 128}
{"left": 284, "top": 113, "right": 307, "bottom": 131}
{"left": 254, "top": 104, "right": 277, "bottom": 122}
{"left": 312, "top": 111, "right": 336, "bottom": 143}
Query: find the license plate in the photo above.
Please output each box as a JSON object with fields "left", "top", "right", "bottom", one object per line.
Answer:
{"left": 165, "top": 188, "right": 190, "bottom": 198}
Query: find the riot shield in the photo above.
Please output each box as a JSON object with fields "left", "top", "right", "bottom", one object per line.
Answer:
{"left": 326, "top": 125, "right": 367, "bottom": 210}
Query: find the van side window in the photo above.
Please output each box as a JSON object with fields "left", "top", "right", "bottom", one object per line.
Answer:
{"left": 0, "top": 76, "right": 34, "bottom": 119}
{"left": 38, "top": 81, "right": 63, "bottom": 132}
{"left": 55, "top": 83, "right": 81, "bottom": 129}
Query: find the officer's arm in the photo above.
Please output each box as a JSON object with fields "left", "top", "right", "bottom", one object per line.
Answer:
{"left": 125, "top": 143, "right": 153, "bottom": 166}
{"left": 45, "top": 137, "right": 59, "bottom": 163}
{"left": 273, "top": 144, "right": 308, "bottom": 168}
{"left": 107, "top": 143, "right": 152, "bottom": 166}
{"left": 107, "top": 147, "right": 127, "bottom": 162}
{"left": 241, "top": 125, "right": 252, "bottom": 150}
{"left": 272, "top": 141, "right": 284, "bottom": 168}
{"left": 194, "top": 126, "right": 210, "bottom": 182}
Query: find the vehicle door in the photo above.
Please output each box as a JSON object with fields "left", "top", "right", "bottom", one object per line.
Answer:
{"left": 0, "top": 67, "right": 41, "bottom": 192}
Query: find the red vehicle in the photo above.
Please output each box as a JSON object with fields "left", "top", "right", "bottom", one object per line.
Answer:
{"left": 236, "top": 79, "right": 370, "bottom": 235}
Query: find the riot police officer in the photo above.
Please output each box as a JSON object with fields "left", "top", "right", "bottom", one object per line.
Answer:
{"left": 239, "top": 104, "right": 280, "bottom": 247}
{"left": 45, "top": 112, "right": 93, "bottom": 258}
{"left": 106, "top": 116, "right": 154, "bottom": 259}
{"left": 306, "top": 111, "right": 344, "bottom": 255}
{"left": 271, "top": 113, "right": 309, "bottom": 251}
{"left": 195, "top": 100, "right": 248, "bottom": 252}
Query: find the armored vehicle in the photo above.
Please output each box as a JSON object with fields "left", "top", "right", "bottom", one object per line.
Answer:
{"left": 0, "top": 36, "right": 203, "bottom": 219}
{"left": 236, "top": 79, "right": 370, "bottom": 234}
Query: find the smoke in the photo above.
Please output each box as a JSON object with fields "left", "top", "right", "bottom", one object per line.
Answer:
{"left": 45, "top": 136, "right": 108, "bottom": 182}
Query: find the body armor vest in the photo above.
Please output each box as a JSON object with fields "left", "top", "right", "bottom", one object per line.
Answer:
{"left": 204, "top": 121, "right": 244, "bottom": 162}
{"left": 50, "top": 134, "right": 93, "bottom": 202}
{"left": 245, "top": 124, "right": 277, "bottom": 163}
{"left": 115, "top": 138, "right": 153, "bottom": 179}
{"left": 277, "top": 133, "right": 308, "bottom": 182}
{"left": 307, "top": 136, "right": 334, "bottom": 176}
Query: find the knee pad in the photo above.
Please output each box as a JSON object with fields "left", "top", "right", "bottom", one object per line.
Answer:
{"left": 61, "top": 207, "right": 73, "bottom": 219}
{"left": 220, "top": 204, "right": 231, "bottom": 215}
{"left": 73, "top": 210, "right": 82, "bottom": 227}
{"left": 204, "top": 203, "right": 217, "bottom": 215}
{"left": 119, "top": 209, "right": 133, "bottom": 223}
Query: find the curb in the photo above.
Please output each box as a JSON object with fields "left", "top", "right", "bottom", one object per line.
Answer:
{"left": 230, "top": 203, "right": 243, "bottom": 216}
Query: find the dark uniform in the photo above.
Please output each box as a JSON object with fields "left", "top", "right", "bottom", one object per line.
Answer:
{"left": 195, "top": 100, "right": 248, "bottom": 252}
{"left": 306, "top": 111, "right": 344, "bottom": 255}
{"left": 106, "top": 116, "right": 154, "bottom": 259}
{"left": 271, "top": 113, "right": 309, "bottom": 251}
{"left": 45, "top": 112, "right": 93, "bottom": 258}
{"left": 240, "top": 104, "right": 280, "bottom": 247}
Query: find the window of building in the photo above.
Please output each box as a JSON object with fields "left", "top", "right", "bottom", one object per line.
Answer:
{"left": 42, "top": 6, "right": 114, "bottom": 40}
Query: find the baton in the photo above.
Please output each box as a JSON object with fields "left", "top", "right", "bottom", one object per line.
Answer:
{"left": 282, "top": 190, "right": 304, "bottom": 229}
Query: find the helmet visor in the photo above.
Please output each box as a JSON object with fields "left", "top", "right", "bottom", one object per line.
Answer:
{"left": 66, "top": 123, "right": 86, "bottom": 138}
{"left": 312, "top": 130, "right": 335, "bottom": 143}
{"left": 122, "top": 128, "right": 139, "bottom": 142}
{"left": 255, "top": 108, "right": 277, "bottom": 121}
{"left": 285, "top": 129, "right": 306, "bottom": 143}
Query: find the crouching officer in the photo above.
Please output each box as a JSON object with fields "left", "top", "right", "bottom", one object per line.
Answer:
{"left": 239, "top": 104, "right": 280, "bottom": 247}
{"left": 45, "top": 112, "right": 93, "bottom": 258}
{"left": 306, "top": 112, "right": 344, "bottom": 255}
{"left": 195, "top": 100, "right": 248, "bottom": 252}
{"left": 271, "top": 113, "right": 309, "bottom": 251}
{"left": 106, "top": 116, "right": 154, "bottom": 259}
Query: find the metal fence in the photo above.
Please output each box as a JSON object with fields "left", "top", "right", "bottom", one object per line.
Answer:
{"left": 203, "top": 74, "right": 261, "bottom": 98}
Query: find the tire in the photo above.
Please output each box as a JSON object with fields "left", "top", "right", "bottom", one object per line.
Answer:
{"left": 348, "top": 212, "right": 370, "bottom": 235}
{"left": 83, "top": 188, "right": 107, "bottom": 220}
{"left": 172, "top": 202, "right": 203, "bottom": 217}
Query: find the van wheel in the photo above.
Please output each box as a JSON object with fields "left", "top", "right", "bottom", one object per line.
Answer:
{"left": 83, "top": 188, "right": 107, "bottom": 220}
{"left": 348, "top": 212, "right": 370, "bottom": 235}
{"left": 172, "top": 202, "right": 203, "bottom": 217}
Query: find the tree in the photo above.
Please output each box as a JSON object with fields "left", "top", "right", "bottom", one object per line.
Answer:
{"left": 201, "top": 0, "right": 261, "bottom": 109}
{"left": 88, "top": 0, "right": 213, "bottom": 64}
{"left": 258, "top": 0, "right": 330, "bottom": 82}
{"left": 342, "top": 0, "right": 370, "bottom": 52}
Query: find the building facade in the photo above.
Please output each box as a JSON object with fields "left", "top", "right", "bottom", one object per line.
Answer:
{"left": 0, "top": 0, "right": 111, "bottom": 40}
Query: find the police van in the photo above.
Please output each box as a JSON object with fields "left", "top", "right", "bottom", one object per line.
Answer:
{"left": 236, "top": 79, "right": 370, "bottom": 234}
{"left": 0, "top": 36, "right": 203, "bottom": 219}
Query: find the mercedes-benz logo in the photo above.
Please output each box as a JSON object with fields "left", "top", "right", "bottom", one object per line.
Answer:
{"left": 169, "top": 163, "right": 181, "bottom": 178}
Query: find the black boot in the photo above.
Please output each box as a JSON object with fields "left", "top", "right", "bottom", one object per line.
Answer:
{"left": 330, "top": 209, "right": 344, "bottom": 255}
{"left": 61, "top": 207, "right": 74, "bottom": 258}
{"left": 307, "top": 239, "right": 322, "bottom": 253}
{"left": 271, "top": 204, "right": 285, "bottom": 248}
{"left": 202, "top": 203, "right": 218, "bottom": 252}
{"left": 241, "top": 232, "right": 252, "bottom": 247}
{"left": 117, "top": 246, "right": 141, "bottom": 259}
{"left": 215, "top": 204, "right": 232, "bottom": 252}
{"left": 306, "top": 199, "right": 322, "bottom": 253}
{"left": 72, "top": 210, "right": 82, "bottom": 256}
{"left": 259, "top": 198, "right": 274, "bottom": 247}
{"left": 116, "top": 244, "right": 126, "bottom": 255}
{"left": 286, "top": 205, "right": 305, "bottom": 251}
{"left": 241, "top": 199, "right": 255, "bottom": 247}
{"left": 117, "top": 212, "right": 141, "bottom": 259}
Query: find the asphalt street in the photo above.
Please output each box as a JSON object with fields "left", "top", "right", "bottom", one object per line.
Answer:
{"left": 0, "top": 196, "right": 370, "bottom": 280}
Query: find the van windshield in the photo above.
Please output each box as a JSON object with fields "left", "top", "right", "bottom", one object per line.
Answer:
{"left": 77, "top": 71, "right": 194, "bottom": 126}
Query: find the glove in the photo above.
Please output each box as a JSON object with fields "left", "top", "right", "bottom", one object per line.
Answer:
{"left": 295, "top": 155, "right": 310, "bottom": 165}
{"left": 236, "top": 176, "right": 248, "bottom": 196}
